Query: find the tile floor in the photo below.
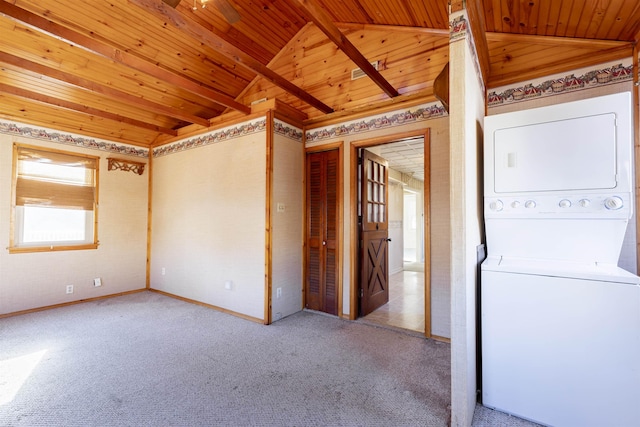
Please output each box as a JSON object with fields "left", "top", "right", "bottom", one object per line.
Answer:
{"left": 362, "top": 263, "right": 425, "bottom": 333}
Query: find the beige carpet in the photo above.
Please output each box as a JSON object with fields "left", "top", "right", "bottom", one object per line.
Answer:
{"left": 1, "top": 291, "right": 451, "bottom": 426}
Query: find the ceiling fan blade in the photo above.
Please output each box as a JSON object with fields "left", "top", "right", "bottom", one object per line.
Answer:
{"left": 213, "top": 0, "right": 241, "bottom": 24}
{"left": 161, "top": 0, "right": 182, "bottom": 7}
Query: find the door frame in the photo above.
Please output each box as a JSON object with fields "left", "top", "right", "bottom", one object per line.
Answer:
{"left": 303, "top": 142, "right": 344, "bottom": 316}
{"left": 349, "top": 129, "right": 432, "bottom": 338}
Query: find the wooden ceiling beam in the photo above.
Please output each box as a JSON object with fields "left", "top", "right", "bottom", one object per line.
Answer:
{"left": 0, "top": 82, "right": 178, "bottom": 136}
{"left": 486, "top": 32, "right": 632, "bottom": 49}
{"left": 129, "top": 0, "right": 333, "bottom": 114}
{"left": 336, "top": 23, "right": 449, "bottom": 37}
{"left": 0, "top": 1, "right": 250, "bottom": 115}
{"left": 292, "top": 0, "right": 399, "bottom": 98}
{"left": 466, "top": 0, "right": 490, "bottom": 84}
{"left": 0, "top": 52, "right": 211, "bottom": 128}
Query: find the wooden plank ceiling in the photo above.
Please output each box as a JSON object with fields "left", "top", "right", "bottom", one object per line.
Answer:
{"left": 0, "top": 0, "right": 637, "bottom": 147}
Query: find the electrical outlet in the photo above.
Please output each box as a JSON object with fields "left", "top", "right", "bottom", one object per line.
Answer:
{"left": 66, "top": 285, "right": 74, "bottom": 294}
{"left": 276, "top": 287, "right": 282, "bottom": 298}
{"left": 93, "top": 278, "right": 102, "bottom": 287}
{"left": 161, "top": 267, "right": 166, "bottom": 276}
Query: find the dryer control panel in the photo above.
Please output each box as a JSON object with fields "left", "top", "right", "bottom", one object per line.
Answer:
{"left": 485, "top": 193, "right": 633, "bottom": 219}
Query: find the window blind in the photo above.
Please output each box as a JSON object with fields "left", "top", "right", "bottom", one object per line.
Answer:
{"left": 15, "top": 146, "right": 96, "bottom": 210}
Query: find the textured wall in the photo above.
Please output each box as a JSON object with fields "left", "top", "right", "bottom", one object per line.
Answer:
{"left": 0, "top": 132, "right": 148, "bottom": 315}
{"left": 449, "top": 25, "right": 485, "bottom": 427}
{"left": 150, "top": 126, "right": 267, "bottom": 320}
{"left": 388, "top": 178, "right": 405, "bottom": 275}
{"left": 271, "top": 128, "right": 304, "bottom": 321}
{"left": 429, "top": 124, "right": 451, "bottom": 338}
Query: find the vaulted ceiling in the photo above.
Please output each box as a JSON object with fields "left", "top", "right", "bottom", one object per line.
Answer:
{"left": 0, "top": 0, "right": 638, "bottom": 147}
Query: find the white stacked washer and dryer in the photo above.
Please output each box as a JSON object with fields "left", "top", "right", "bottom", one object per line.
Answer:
{"left": 481, "top": 92, "right": 640, "bottom": 427}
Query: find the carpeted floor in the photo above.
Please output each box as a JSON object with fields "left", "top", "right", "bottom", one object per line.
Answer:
{"left": 1, "top": 291, "right": 452, "bottom": 426}
{"left": 1, "top": 291, "right": 543, "bottom": 427}
{"left": 472, "top": 406, "right": 542, "bottom": 427}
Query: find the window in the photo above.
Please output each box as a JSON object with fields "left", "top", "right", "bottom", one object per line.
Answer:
{"left": 10, "top": 144, "right": 99, "bottom": 253}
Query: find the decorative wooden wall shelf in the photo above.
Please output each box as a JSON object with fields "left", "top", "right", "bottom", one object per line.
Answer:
{"left": 107, "top": 157, "right": 145, "bottom": 175}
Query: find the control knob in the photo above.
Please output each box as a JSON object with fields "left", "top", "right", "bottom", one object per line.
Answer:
{"left": 489, "top": 200, "right": 504, "bottom": 212}
{"left": 559, "top": 199, "right": 571, "bottom": 208}
{"left": 604, "top": 196, "right": 623, "bottom": 211}
{"left": 524, "top": 200, "right": 536, "bottom": 209}
{"left": 579, "top": 199, "right": 590, "bottom": 208}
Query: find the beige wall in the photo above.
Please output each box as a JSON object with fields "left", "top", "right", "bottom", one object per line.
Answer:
{"left": 271, "top": 123, "right": 304, "bottom": 320}
{"left": 449, "top": 15, "right": 485, "bottom": 426}
{"left": 305, "top": 105, "right": 451, "bottom": 337}
{"left": 150, "top": 121, "right": 268, "bottom": 321}
{"left": 0, "top": 128, "right": 148, "bottom": 315}
{"left": 429, "top": 123, "right": 452, "bottom": 338}
{"left": 388, "top": 172, "right": 404, "bottom": 275}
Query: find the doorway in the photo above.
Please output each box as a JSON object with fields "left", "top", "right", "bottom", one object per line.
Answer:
{"left": 350, "top": 130, "right": 430, "bottom": 336}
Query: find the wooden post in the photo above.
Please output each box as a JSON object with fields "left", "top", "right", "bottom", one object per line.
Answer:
{"left": 633, "top": 43, "right": 639, "bottom": 273}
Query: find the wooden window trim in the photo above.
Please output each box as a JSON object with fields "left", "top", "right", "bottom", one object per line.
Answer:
{"left": 9, "top": 143, "right": 100, "bottom": 253}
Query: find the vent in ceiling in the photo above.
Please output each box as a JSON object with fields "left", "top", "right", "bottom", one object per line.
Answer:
{"left": 351, "top": 61, "right": 380, "bottom": 80}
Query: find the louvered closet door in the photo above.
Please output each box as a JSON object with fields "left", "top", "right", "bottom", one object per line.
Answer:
{"left": 306, "top": 149, "right": 338, "bottom": 315}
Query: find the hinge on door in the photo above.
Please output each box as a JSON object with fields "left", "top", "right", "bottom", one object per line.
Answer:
{"left": 357, "top": 155, "right": 363, "bottom": 165}
{"left": 359, "top": 288, "right": 364, "bottom": 298}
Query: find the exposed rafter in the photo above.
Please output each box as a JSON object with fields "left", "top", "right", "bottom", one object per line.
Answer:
{"left": 0, "top": 52, "right": 211, "bottom": 128}
{"left": 0, "top": 82, "right": 179, "bottom": 135}
{"left": 129, "top": 0, "right": 334, "bottom": 114}
{"left": 466, "top": 0, "right": 490, "bottom": 85}
{"left": 0, "top": 1, "right": 250, "bottom": 115}
{"left": 485, "top": 32, "right": 633, "bottom": 49}
{"left": 292, "top": 0, "right": 399, "bottom": 98}
{"left": 336, "top": 22, "right": 449, "bottom": 37}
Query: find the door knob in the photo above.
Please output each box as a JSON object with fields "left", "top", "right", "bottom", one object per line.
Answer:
{"left": 386, "top": 238, "right": 392, "bottom": 242}
{"left": 322, "top": 241, "right": 326, "bottom": 245}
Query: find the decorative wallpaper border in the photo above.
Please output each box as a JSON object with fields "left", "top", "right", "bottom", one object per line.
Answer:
{"left": 450, "top": 12, "right": 468, "bottom": 42}
{"left": 153, "top": 118, "right": 267, "bottom": 157}
{"left": 488, "top": 60, "right": 634, "bottom": 107}
{"left": 449, "top": 10, "right": 485, "bottom": 95}
{"left": 0, "top": 120, "right": 148, "bottom": 158}
{"left": 274, "top": 119, "right": 303, "bottom": 142}
{"left": 305, "top": 102, "right": 447, "bottom": 143}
